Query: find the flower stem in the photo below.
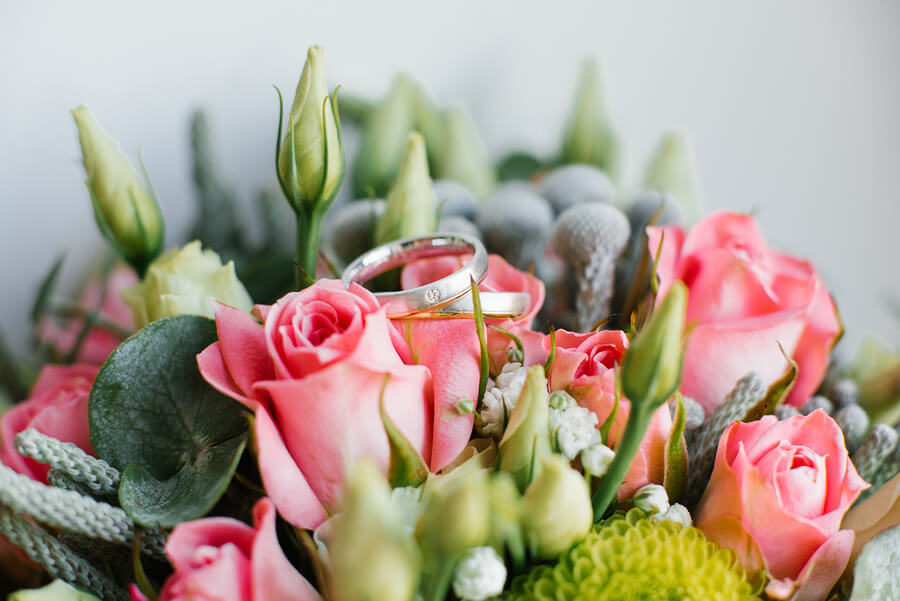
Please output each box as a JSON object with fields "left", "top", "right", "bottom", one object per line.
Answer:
{"left": 591, "top": 407, "right": 652, "bottom": 520}
{"left": 295, "top": 208, "right": 322, "bottom": 290}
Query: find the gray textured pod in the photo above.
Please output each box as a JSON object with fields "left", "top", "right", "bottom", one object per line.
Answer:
{"left": 679, "top": 396, "right": 705, "bottom": 431}
{"left": 539, "top": 164, "right": 614, "bottom": 215}
{"left": 828, "top": 378, "right": 860, "bottom": 408}
{"left": 433, "top": 179, "right": 479, "bottom": 221}
{"left": 323, "top": 199, "right": 386, "bottom": 266}
{"left": 852, "top": 424, "right": 899, "bottom": 485}
{"left": 551, "top": 202, "right": 630, "bottom": 331}
{"left": 437, "top": 215, "right": 481, "bottom": 240}
{"left": 834, "top": 404, "right": 869, "bottom": 455}
{"left": 800, "top": 395, "right": 834, "bottom": 416}
{"left": 625, "top": 190, "right": 683, "bottom": 232}
{"left": 478, "top": 182, "right": 554, "bottom": 270}
{"left": 775, "top": 404, "right": 802, "bottom": 420}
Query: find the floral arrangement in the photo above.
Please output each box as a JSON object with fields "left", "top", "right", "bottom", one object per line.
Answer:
{"left": 2, "top": 46, "right": 900, "bottom": 601}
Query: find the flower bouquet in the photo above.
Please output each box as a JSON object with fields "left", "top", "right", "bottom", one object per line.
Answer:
{"left": 2, "top": 46, "right": 899, "bottom": 601}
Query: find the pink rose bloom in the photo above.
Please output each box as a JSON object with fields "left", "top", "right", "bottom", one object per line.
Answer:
{"left": 695, "top": 411, "right": 868, "bottom": 599}
{"left": 648, "top": 211, "right": 841, "bottom": 413}
{"left": 0, "top": 364, "right": 98, "bottom": 482}
{"left": 39, "top": 263, "right": 137, "bottom": 365}
{"left": 198, "top": 280, "right": 432, "bottom": 529}
{"left": 131, "top": 498, "right": 319, "bottom": 601}
{"left": 400, "top": 253, "right": 545, "bottom": 471}
{"left": 543, "top": 329, "right": 672, "bottom": 498}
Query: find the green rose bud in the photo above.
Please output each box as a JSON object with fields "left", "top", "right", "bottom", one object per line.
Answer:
{"left": 621, "top": 281, "right": 688, "bottom": 411}
{"left": 417, "top": 466, "right": 491, "bottom": 556}
{"left": 123, "top": 240, "right": 253, "bottom": 329}
{"left": 8, "top": 580, "right": 100, "bottom": 601}
{"left": 278, "top": 45, "right": 343, "bottom": 212}
{"left": 331, "top": 461, "right": 420, "bottom": 601}
{"left": 499, "top": 365, "right": 552, "bottom": 491}
{"left": 644, "top": 131, "right": 701, "bottom": 223}
{"left": 435, "top": 107, "right": 496, "bottom": 200}
{"left": 560, "top": 58, "right": 620, "bottom": 179}
{"left": 375, "top": 132, "right": 436, "bottom": 245}
{"left": 71, "top": 105, "right": 164, "bottom": 275}
{"left": 521, "top": 454, "right": 593, "bottom": 559}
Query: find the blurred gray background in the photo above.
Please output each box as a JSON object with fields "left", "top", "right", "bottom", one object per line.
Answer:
{"left": 1, "top": 0, "right": 898, "bottom": 357}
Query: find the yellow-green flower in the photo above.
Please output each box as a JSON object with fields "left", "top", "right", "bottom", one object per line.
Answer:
{"left": 417, "top": 466, "right": 491, "bottom": 556}
{"left": 506, "top": 509, "right": 761, "bottom": 601}
{"left": 8, "top": 580, "right": 100, "bottom": 601}
{"left": 124, "top": 240, "right": 252, "bottom": 328}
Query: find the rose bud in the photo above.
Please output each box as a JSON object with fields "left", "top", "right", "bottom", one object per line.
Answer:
{"left": 521, "top": 454, "right": 593, "bottom": 559}
{"left": 560, "top": 58, "right": 620, "bottom": 179}
{"left": 499, "top": 366, "right": 553, "bottom": 491}
{"left": 71, "top": 105, "right": 164, "bottom": 275}
{"left": 375, "top": 132, "right": 437, "bottom": 245}
{"left": 621, "top": 281, "right": 688, "bottom": 412}
{"left": 330, "top": 462, "right": 420, "bottom": 601}
{"left": 416, "top": 467, "right": 491, "bottom": 557}
{"left": 643, "top": 131, "right": 701, "bottom": 223}
{"left": 123, "top": 240, "right": 252, "bottom": 329}
{"left": 435, "top": 107, "right": 496, "bottom": 200}
{"left": 277, "top": 45, "right": 343, "bottom": 213}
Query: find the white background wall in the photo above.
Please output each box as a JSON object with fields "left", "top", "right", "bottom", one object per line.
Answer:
{"left": 1, "top": 1, "right": 899, "bottom": 357}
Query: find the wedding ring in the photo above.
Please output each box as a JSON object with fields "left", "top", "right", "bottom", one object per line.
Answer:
{"left": 416, "top": 291, "right": 533, "bottom": 319}
{"left": 342, "top": 233, "right": 490, "bottom": 318}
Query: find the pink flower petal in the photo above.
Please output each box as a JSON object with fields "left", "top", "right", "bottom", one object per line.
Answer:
{"left": 251, "top": 498, "right": 322, "bottom": 601}
{"left": 213, "top": 302, "right": 273, "bottom": 401}
{"left": 197, "top": 343, "right": 258, "bottom": 410}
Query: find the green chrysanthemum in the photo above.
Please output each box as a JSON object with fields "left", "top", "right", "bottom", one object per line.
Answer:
{"left": 505, "top": 509, "right": 761, "bottom": 601}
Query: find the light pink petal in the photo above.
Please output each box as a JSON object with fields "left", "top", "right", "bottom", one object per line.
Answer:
{"left": 197, "top": 343, "right": 258, "bottom": 410}
{"left": 251, "top": 498, "right": 322, "bottom": 601}
{"left": 161, "top": 544, "right": 251, "bottom": 601}
{"left": 482, "top": 254, "right": 546, "bottom": 327}
{"left": 787, "top": 529, "right": 854, "bottom": 601}
{"left": 646, "top": 224, "right": 685, "bottom": 299}
{"left": 28, "top": 364, "right": 98, "bottom": 399}
{"left": 696, "top": 515, "right": 766, "bottom": 574}
{"left": 696, "top": 426, "right": 754, "bottom": 525}
{"left": 165, "top": 516, "right": 254, "bottom": 571}
{"left": 213, "top": 302, "right": 273, "bottom": 401}
{"left": 253, "top": 407, "right": 327, "bottom": 530}
{"left": 485, "top": 326, "right": 545, "bottom": 372}
{"left": 0, "top": 403, "right": 43, "bottom": 480}
{"left": 401, "top": 256, "right": 464, "bottom": 290}
{"left": 680, "top": 211, "right": 769, "bottom": 259}
{"left": 785, "top": 278, "right": 842, "bottom": 406}
{"left": 129, "top": 584, "right": 149, "bottom": 601}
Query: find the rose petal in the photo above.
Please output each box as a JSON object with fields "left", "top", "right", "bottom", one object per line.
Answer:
{"left": 251, "top": 498, "right": 322, "bottom": 601}
{"left": 197, "top": 343, "right": 258, "bottom": 410}
{"left": 788, "top": 529, "right": 854, "bottom": 601}
{"left": 165, "top": 517, "right": 254, "bottom": 572}
{"left": 213, "top": 302, "right": 273, "bottom": 400}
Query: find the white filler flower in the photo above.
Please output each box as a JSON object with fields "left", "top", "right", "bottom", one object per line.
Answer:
{"left": 633, "top": 484, "right": 669, "bottom": 516}
{"left": 549, "top": 402, "right": 601, "bottom": 460}
{"left": 651, "top": 502, "right": 692, "bottom": 528}
{"left": 581, "top": 442, "right": 615, "bottom": 477}
{"left": 452, "top": 546, "right": 507, "bottom": 601}
{"left": 478, "top": 362, "right": 526, "bottom": 438}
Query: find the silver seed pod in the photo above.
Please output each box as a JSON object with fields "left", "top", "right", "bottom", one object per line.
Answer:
{"left": 852, "top": 424, "right": 900, "bottom": 484}
{"left": 775, "top": 404, "right": 802, "bottom": 421}
{"left": 437, "top": 215, "right": 481, "bottom": 240}
{"left": 625, "top": 190, "right": 683, "bottom": 233}
{"left": 828, "top": 378, "right": 860, "bottom": 408}
{"left": 551, "top": 203, "right": 630, "bottom": 331}
{"left": 677, "top": 396, "right": 705, "bottom": 431}
{"left": 833, "top": 404, "right": 870, "bottom": 455}
{"left": 323, "top": 199, "right": 386, "bottom": 266}
{"left": 478, "top": 182, "right": 554, "bottom": 271}
{"left": 800, "top": 395, "right": 834, "bottom": 416}
{"left": 434, "top": 179, "right": 479, "bottom": 221}
{"left": 539, "top": 164, "right": 614, "bottom": 215}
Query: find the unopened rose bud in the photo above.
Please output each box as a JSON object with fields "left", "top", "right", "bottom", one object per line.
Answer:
{"left": 499, "top": 366, "right": 553, "bottom": 491}
{"left": 621, "top": 281, "right": 688, "bottom": 411}
{"left": 375, "top": 132, "right": 437, "bottom": 245}
{"left": 644, "top": 131, "right": 700, "bottom": 223}
{"left": 71, "top": 105, "right": 164, "bottom": 274}
{"left": 633, "top": 483, "right": 669, "bottom": 516}
{"left": 331, "top": 462, "right": 420, "bottom": 601}
{"left": 417, "top": 467, "right": 490, "bottom": 556}
{"left": 435, "top": 107, "right": 496, "bottom": 200}
{"left": 8, "top": 580, "right": 100, "bottom": 601}
{"left": 521, "top": 455, "right": 593, "bottom": 559}
{"left": 561, "top": 58, "right": 620, "bottom": 179}
{"left": 277, "top": 45, "right": 344, "bottom": 212}
{"left": 123, "top": 240, "right": 253, "bottom": 329}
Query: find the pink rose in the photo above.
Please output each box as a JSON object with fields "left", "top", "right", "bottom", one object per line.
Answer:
{"left": 695, "top": 411, "right": 868, "bottom": 599}
{"left": 39, "top": 263, "right": 137, "bottom": 365}
{"left": 0, "top": 364, "right": 98, "bottom": 482}
{"left": 543, "top": 329, "right": 672, "bottom": 498}
{"left": 134, "top": 498, "right": 319, "bottom": 601}
{"left": 400, "top": 253, "right": 545, "bottom": 471}
{"left": 198, "top": 280, "right": 432, "bottom": 529}
{"left": 648, "top": 211, "right": 841, "bottom": 413}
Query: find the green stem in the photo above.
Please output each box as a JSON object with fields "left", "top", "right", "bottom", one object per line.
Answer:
{"left": 423, "top": 557, "right": 456, "bottom": 601}
{"left": 591, "top": 407, "right": 653, "bottom": 520}
{"left": 295, "top": 208, "right": 321, "bottom": 290}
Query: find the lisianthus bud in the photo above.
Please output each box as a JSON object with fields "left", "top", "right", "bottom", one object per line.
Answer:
{"left": 521, "top": 455, "right": 593, "bottom": 559}
{"left": 632, "top": 483, "right": 669, "bottom": 516}
{"left": 417, "top": 467, "right": 491, "bottom": 556}
{"left": 331, "top": 462, "right": 420, "bottom": 601}
{"left": 278, "top": 45, "right": 343, "bottom": 212}
{"left": 621, "top": 281, "right": 688, "bottom": 410}
{"left": 8, "top": 580, "right": 99, "bottom": 601}
{"left": 560, "top": 58, "right": 620, "bottom": 178}
{"left": 452, "top": 546, "right": 507, "bottom": 601}
{"left": 375, "top": 132, "right": 436, "bottom": 245}
{"left": 499, "top": 366, "right": 552, "bottom": 491}
{"left": 644, "top": 131, "right": 701, "bottom": 223}
{"left": 71, "top": 105, "right": 164, "bottom": 273}
{"left": 435, "top": 107, "right": 496, "bottom": 200}
{"left": 123, "top": 240, "right": 253, "bottom": 329}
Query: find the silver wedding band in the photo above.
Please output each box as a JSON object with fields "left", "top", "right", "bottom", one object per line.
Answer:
{"left": 341, "top": 233, "right": 530, "bottom": 319}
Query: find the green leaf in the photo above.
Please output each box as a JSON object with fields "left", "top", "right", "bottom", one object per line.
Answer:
{"left": 89, "top": 315, "right": 248, "bottom": 527}
{"left": 379, "top": 375, "right": 428, "bottom": 488}
{"left": 470, "top": 277, "right": 490, "bottom": 406}
{"left": 663, "top": 394, "right": 688, "bottom": 502}
{"left": 30, "top": 255, "right": 65, "bottom": 326}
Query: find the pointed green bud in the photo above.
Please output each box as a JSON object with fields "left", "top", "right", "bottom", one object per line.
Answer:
{"left": 331, "top": 461, "right": 420, "bottom": 601}
{"left": 71, "top": 105, "right": 164, "bottom": 273}
{"left": 353, "top": 74, "right": 418, "bottom": 197}
{"left": 435, "top": 107, "right": 496, "bottom": 200}
{"left": 409, "top": 80, "right": 447, "bottom": 172}
{"left": 375, "top": 132, "right": 436, "bottom": 245}
{"left": 123, "top": 240, "right": 253, "bottom": 329}
{"left": 8, "top": 581, "right": 100, "bottom": 601}
{"left": 487, "top": 472, "right": 525, "bottom": 566}
{"left": 278, "top": 45, "right": 344, "bottom": 212}
{"left": 644, "top": 131, "right": 701, "bottom": 223}
{"left": 561, "top": 58, "right": 620, "bottom": 179}
{"left": 521, "top": 455, "right": 593, "bottom": 559}
{"left": 499, "top": 365, "right": 552, "bottom": 491}
{"left": 417, "top": 467, "right": 491, "bottom": 556}
{"left": 621, "top": 281, "right": 688, "bottom": 411}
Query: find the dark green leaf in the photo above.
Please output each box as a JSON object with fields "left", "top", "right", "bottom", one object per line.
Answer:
{"left": 90, "top": 315, "right": 248, "bottom": 527}
{"left": 30, "top": 255, "right": 65, "bottom": 326}
{"left": 379, "top": 375, "right": 428, "bottom": 488}
{"left": 470, "top": 278, "right": 490, "bottom": 406}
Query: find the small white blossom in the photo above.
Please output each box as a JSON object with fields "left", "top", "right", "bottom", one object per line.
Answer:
{"left": 581, "top": 443, "right": 615, "bottom": 477}
{"left": 633, "top": 484, "right": 669, "bottom": 516}
{"left": 650, "top": 502, "right": 692, "bottom": 527}
{"left": 452, "top": 546, "right": 507, "bottom": 601}
{"left": 549, "top": 405, "right": 601, "bottom": 460}
{"left": 477, "top": 362, "right": 526, "bottom": 438}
